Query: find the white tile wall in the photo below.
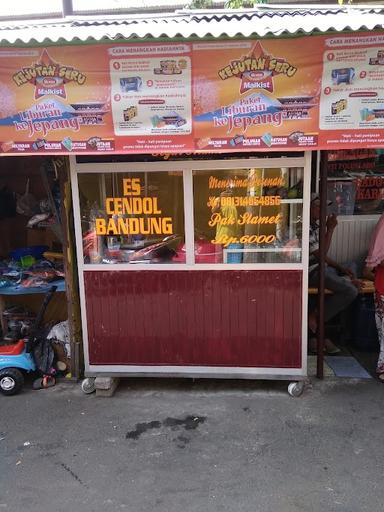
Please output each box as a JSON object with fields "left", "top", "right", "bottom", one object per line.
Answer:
{"left": 328, "top": 215, "right": 380, "bottom": 265}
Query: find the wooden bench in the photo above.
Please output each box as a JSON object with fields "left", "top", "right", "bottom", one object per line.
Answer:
{"left": 308, "top": 279, "right": 375, "bottom": 295}
{"left": 308, "top": 279, "right": 375, "bottom": 344}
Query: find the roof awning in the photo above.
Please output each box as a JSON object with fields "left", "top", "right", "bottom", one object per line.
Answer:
{"left": 0, "top": 6, "right": 383, "bottom": 45}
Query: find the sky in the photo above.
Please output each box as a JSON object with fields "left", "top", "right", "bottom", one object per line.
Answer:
{"left": 0, "top": 0, "right": 204, "bottom": 18}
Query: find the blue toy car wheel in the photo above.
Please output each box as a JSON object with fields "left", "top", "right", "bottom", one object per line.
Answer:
{"left": 0, "top": 368, "right": 24, "bottom": 396}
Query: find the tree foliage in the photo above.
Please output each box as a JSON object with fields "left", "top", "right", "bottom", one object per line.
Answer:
{"left": 189, "top": 0, "right": 213, "bottom": 8}
{"left": 225, "top": 0, "right": 268, "bottom": 6}
{"left": 189, "top": 0, "right": 268, "bottom": 8}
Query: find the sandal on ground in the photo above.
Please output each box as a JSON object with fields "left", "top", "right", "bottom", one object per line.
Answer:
{"left": 378, "top": 373, "right": 384, "bottom": 383}
{"left": 324, "top": 339, "right": 341, "bottom": 355}
{"left": 308, "top": 337, "right": 341, "bottom": 355}
{"left": 33, "top": 375, "right": 56, "bottom": 390}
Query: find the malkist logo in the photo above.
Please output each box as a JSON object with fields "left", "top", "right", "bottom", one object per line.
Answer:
{"left": 12, "top": 49, "right": 86, "bottom": 100}
{"left": 217, "top": 42, "right": 297, "bottom": 94}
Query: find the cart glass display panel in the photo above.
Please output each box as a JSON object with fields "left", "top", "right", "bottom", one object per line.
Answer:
{"left": 193, "top": 167, "right": 303, "bottom": 264}
{"left": 78, "top": 171, "right": 185, "bottom": 265}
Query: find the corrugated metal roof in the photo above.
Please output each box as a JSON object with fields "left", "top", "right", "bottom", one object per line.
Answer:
{"left": 0, "top": 6, "right": 384, "bottom": 45}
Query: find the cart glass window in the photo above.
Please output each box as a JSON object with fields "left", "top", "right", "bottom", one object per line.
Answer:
{"left": 78, "top": 171, "right": 184, "bottom": 264}
{"left": 193, "top": 167, "right": 303, "bottom": 264}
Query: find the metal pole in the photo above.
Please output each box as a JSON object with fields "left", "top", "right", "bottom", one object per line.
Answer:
{"left": 316, "top": 151, "right": 327, "bottom": 379}
{"left": 62, "top": 0, "right": 73, "bottom": 17}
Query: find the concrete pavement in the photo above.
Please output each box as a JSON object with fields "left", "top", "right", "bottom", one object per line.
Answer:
{"left": 0, "top": 378, "right": 383, "bottom": 512}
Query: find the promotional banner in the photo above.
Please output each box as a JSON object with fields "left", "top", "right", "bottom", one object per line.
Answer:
{"left": 193, "top": 39, "right": 321, "bottom": 151}
{"left": 0, "top": 46, "right": 113, "bottom": 153}
{"left": 319, "top": 33, "right": 384, "bottom": 148}
{"left": 0, "top": 32, "right": 384, "bottom": 155}
{"left": 0, "top": 43, "right": 192, "bottom": 154}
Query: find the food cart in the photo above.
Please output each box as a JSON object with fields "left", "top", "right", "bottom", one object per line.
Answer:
{"left": 70, "top": 153, "right": 311, "bottom": 394}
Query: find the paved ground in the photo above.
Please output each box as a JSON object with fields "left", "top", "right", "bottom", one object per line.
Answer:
{"left": 1, "top": 377, "right": 383, "bottom": 512}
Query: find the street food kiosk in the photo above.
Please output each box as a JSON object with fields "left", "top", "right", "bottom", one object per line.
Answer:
{"left": 1, "top": 7, "right": 384, "bottom": 391}
{"left": 71, "top": 153, "right": 311, "bottom": 390}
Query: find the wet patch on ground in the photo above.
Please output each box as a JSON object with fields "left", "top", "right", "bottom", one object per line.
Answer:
{"left": 126, "top": 415, "right": 206, "bottom": 441}
{"left": 126, "top": 420, "right": 162, "bottom": 440}
{"left": 163, "top": 415, "right": 206, "bottom": 431}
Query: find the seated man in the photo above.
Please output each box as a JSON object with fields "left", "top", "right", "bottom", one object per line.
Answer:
{"left": 308, "top": 194, "right": 360, "bottom": 354}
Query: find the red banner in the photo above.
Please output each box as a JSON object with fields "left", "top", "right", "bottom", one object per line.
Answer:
{"left": 0, "top": 32, "right": 384, "bottom": 154}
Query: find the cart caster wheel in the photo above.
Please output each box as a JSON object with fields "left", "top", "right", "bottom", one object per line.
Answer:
{"left": 81, "top": 378, "right": 96, "bottom": 394}
{"left": 288, "top": 381, "right": 305, "bottom": 397}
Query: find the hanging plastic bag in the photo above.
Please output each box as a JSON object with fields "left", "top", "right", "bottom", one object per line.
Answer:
{"left": 16, "top": 178, "right": 38, "bottom": 216}
{"left": 47, "top": 320, "right": 71, "bottom": 357}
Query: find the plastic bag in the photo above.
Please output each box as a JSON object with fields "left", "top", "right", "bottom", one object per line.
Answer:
{"left": 47, "top": 320, "right": 71, "bottom": 357}
{"left": 16, "top": 179, "right": 38, "bottom": 217}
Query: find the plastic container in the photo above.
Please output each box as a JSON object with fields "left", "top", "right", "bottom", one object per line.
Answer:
{"left": 120, "top": 250, "right": 135, "bottom": 262}
{"left": 20, "top": 255, "right": 36, "bottom": 268}
{"left": 351, "top": 294, "right": 379, "bottom": 352}
{"left": 174, "top": 240, "right": 217, "bottom": 263}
